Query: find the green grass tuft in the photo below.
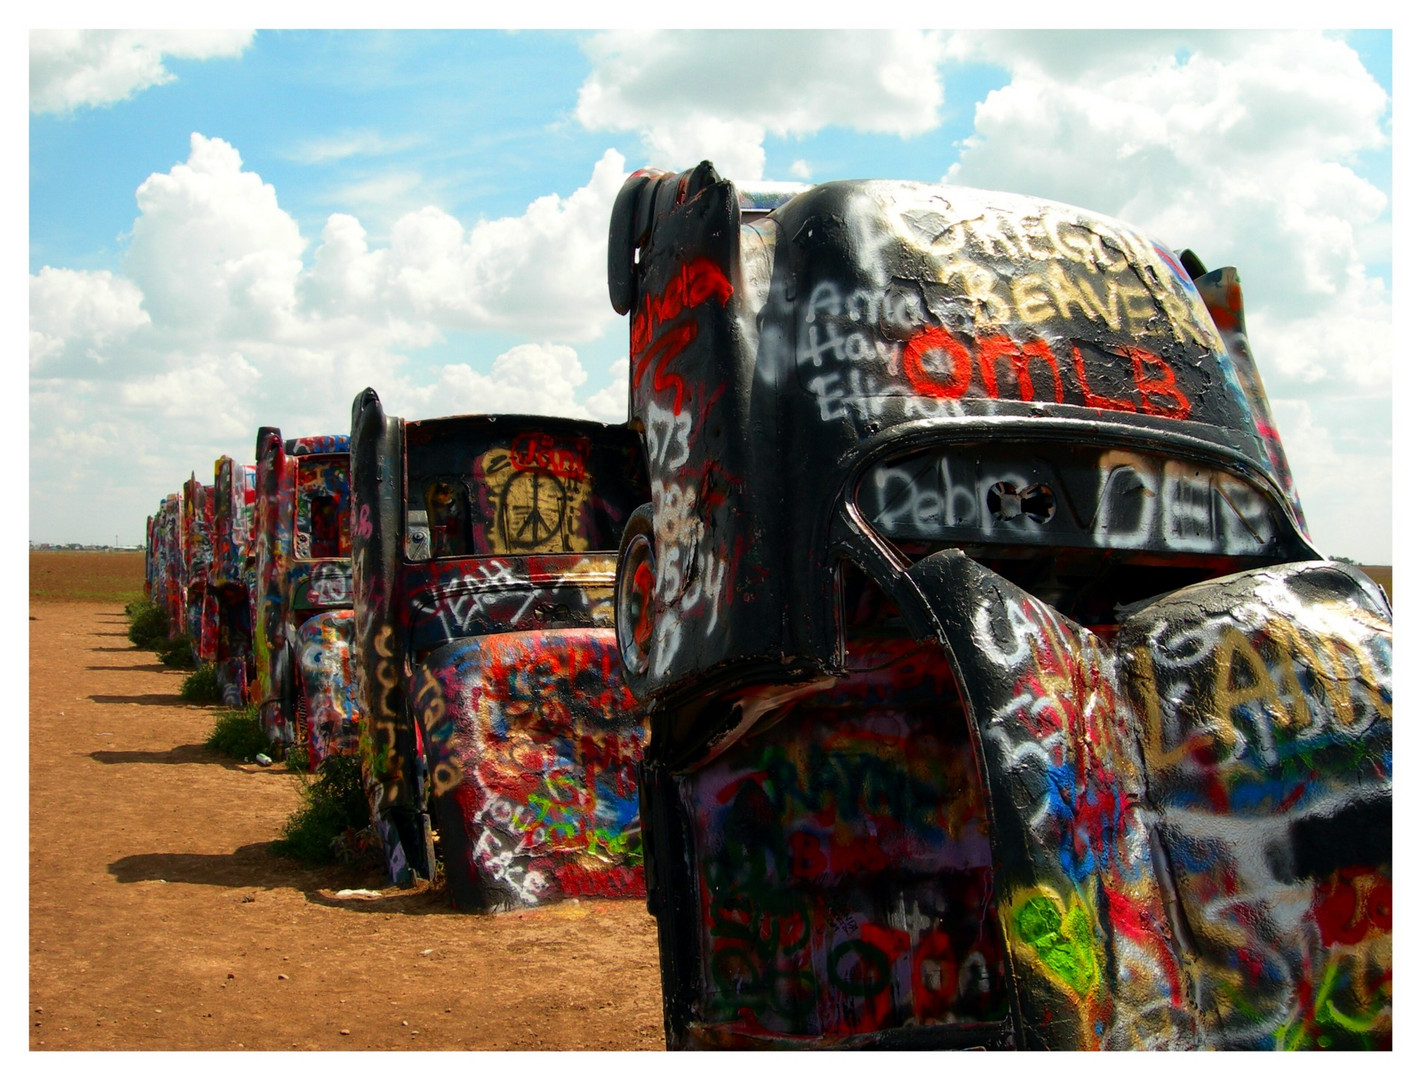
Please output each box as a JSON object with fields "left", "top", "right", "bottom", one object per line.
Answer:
{"left": 180, "top": 663, "right": 223, "bottom": 703}
{"left": 126, "top": 599, "right": 170, "bottom": 649}
{"left": 205, "top": 704, "right": 272, "bottom": 761}
{"left": 283, "top": 744, "right": 310, "bottom": 773}
{"left": 155, "top": 633, "right": 196, "bottom": 669}
{"left": 271, "top": 755, "right": 373, "bottom": 866}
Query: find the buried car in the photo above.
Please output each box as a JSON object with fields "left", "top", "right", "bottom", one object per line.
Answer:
{"left": 608, "top": 164, "right": 1391, "bottom": 1049}
{"left": 349, "top": 389, "right": 651, "bottom": 907}
{"left": 251, "top": 428, "right": 362, "bottom": 765}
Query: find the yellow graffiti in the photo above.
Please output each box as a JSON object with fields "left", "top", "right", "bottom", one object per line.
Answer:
{"left": 1214, "top": 625, "right": 1309, "bottom": 737}
{"left": 914, "top": 199, "right": 1217, "bottom": 349}
{"left": 479, "top": 447, "right": 594, "bottom": 554}
{"left": 1129, "top": 644, "right": 1224, "bottom": 770}
{"left": 413, "top": 665, "right": 464, "bottom": 798}
{"left": 1268, "top": 612, "right": 1391, "bottom": 731}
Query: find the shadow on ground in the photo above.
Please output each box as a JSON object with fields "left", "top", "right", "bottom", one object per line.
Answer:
{"left": 90, "top": 692, "right": 190, "bottom": 707}
{"left": 106, "top": 845, "right": 435, "bottom": 910}
{"left": 89, "top": 745, "right": 288, "bottom": 773}
{"left": 91, "top": 743, "right": 220, "bottom": 766}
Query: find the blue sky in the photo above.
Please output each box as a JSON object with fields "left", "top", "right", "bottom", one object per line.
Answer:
{"left": 28, "top": 27, "right": 1395, "bottom": 563}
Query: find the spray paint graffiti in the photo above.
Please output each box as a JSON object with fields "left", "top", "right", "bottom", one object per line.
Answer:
{"left": 210, "top": 456, "right": 257, "bottom": 705}
{"left": 417, "top": 629, "right": 647, "bottom": 910}
{"left": 683, "top": 639, "right": 1008, "bottom": 1043}
{"left": 857, "top": 444, "right": 1283, "bottom": 560}
{"left": 295, "top": 611, "right": 362, "bottom": 764}
{"left": 607, "top": 165, "right": 1390, "bottom": 1049}
{"left": 251, "top": 428, "right": 361, "bottom": 765}
{"left": 147, "top": 493, "right": 186, "bottom": 639}
{"left": 349, "top": 390, "right": 651, "bottom": 902}
{"left": 180, "top": 476, "right": 218, "bottom": 662}
{"left": 903, "top": 551, "right": 1391, "bottom": 1049}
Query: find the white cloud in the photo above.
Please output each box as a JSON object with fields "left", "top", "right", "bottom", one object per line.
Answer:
{"left": 379, "top": 149, "right": 628, "bottom": 340}
{"left": 28, "top": 133, "right": 632, "bottom": 543}
{"left": 641, "top": 117, "right": 768, "bottom": 189}
{"left": 583, "top": 357, "right": 630, "bottom": 425}
{"left": 324, "top": 171, "right": 427, "bottom": 216}
{"left": 395, "top": 344, "right": 596, "bottom": 421}
{"left": 29, "top": 267, "right": 150, "bottom": 376}
{"left": 29, "top": 30, "right": 253, "bottom": 114}
{"left": 286, "top": 130, "right": 423, "bottom": 165}
{"left": 576, "top": 30, "right": 950, "bottom": 180}
{"left": 1268, "top": 398, "right": 1391, "bottom": 564}
{"left": 125, "top": 134, "right": 306, "bottom": 337}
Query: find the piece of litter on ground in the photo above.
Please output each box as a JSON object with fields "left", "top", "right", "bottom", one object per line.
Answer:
{"left": 334, "top": 889, "right": 383, "bottom": 899}
{"left": 421, "top": 949, "right": 434, "bottom": 955}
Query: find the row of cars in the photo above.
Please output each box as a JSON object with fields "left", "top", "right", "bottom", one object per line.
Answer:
{"left": 146, "top": 167, "right": 1392, "bottom": 1050}
{"left": 145, "top": 406, "right": 649, "bottom": 912}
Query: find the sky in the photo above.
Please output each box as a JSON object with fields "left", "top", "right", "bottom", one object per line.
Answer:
{"left": 26, "top": 24, "right": 1397, "bottom": 564}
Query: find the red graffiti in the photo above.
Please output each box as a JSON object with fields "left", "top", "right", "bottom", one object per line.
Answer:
{"left": 1313, "top": 867, "right": 1391, "bottom": 947}
{"left": 510, "top": 433, "right": 590, "bottom": 482}
{"left": 903, "top": 327, "right": 972, "bottom": 398}
{"left": 978, "top": 334, "right": 1065, "bottom": 403}
{"left": 900, "top": 326, "right": 1192, "bottom": 420}
{"left": 551, "top": 861, "right": 645, "bottom": 898}
{"left": 632, "top": 257, "right": 734, "bottom": 415}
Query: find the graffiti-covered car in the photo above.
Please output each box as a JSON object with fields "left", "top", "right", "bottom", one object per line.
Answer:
{"left": 350, "top": 389, "right": 652, "bottom": 908}
{"left": 149, "top": 492, "right": 185, "bottom": 635}
{"left": 251, "top": 428, "right": 361, "bottom": 765}
{"left": 181, "top": 474, "right": 218, "bottom": 663}
{"left": 210, "top": 456, "right": 258, "bottom": 705}
{"left": 608, "top": 163, "right": 1392, "bottom": 1049}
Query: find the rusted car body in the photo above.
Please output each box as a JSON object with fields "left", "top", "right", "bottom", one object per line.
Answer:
{"left": 608, "top": 164, "right": 1392, "bottom": 1049}
{"left": 210, "top": 456, "right": 258, "bottom": 705}
{"left": 349, "top": 389, "right": 652, "bottom": 906}
{"left": 251, "top": 428, "right": 361, "bottom": 764}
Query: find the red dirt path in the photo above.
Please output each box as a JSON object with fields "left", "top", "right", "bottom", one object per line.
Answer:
{"left": 28, "top": 593, "right": 665, "bottom": 1051}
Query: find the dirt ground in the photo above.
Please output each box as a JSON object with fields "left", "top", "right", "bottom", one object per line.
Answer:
{"left": 28, "top": 553, "right": 666, "bottom": 1052}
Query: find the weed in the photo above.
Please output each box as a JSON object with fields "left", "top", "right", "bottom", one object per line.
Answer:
{"left": 155, "top": 633, "right": 196, "bottom": 669}
{"left": 272, "top": 754, "right": 373, "bottom": 866}
{"left": 283, "top": 744, "right": 310, "bottom": 773}
{"left": 205, "top": 704, "right": 272, "bottom": 761}
{"left": 126, "top": 599, "right": 170, "bottom": 649}
{"left": 180, "top": 663, "right": 223, "bottom": 703}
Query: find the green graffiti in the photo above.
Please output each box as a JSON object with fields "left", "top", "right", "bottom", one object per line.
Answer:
{"left": 1013, "top": 893, "right": 1099, "bottom": 996}
{"left": 1276, "top": 959, "right": 1390, "bottom": 1050}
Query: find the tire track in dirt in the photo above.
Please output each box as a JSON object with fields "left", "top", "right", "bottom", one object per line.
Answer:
{"left": 29, "top": 601, "right": 665, "bottom": 1051}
